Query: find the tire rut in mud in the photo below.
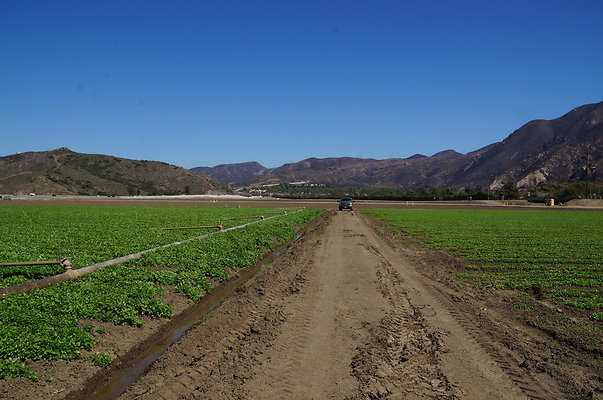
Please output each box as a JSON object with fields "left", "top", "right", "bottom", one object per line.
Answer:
{"left": 253, "top": 278, "right": 319, "bottom": 399}
{"left": 422, "top": 284, "right": 552, "bottom": 400}
{"left": 348, "top": 253, "right": 454, "bottom": 399}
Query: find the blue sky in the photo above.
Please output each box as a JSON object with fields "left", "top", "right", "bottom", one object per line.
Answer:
{"left": 2, "top": 0, "right": 602, "bottom": 168}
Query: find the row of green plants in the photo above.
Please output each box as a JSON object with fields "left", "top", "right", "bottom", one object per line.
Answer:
{"left": 0, "top": 205, "right": 322, "bottom": 379}
{"left": 366, "top": 209, "right": 603, "bottom": 317}
{"left": 0, "top": 205, "right": 294, "bottom": 287}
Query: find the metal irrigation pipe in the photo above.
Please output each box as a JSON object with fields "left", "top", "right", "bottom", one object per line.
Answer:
{"left": 0, "top": 258, "right": 73, "bottom": 270}
{"left": 0, "top": 210, "right": 302, "bottom": 298}
{"left": 220, "top": 215, "right": 265, "bottom": 221}
{"left": 151, "top": 225, "right": 224, "bottom": 231}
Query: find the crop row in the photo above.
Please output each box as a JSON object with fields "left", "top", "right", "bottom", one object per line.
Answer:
{"left": 0, "top": 205, "right": 322, "bottom": 379}
{"left": 366, "top": 209, "right": 603, "bottom": 315}
{"left": 0, "top": 205, "right": 293, "bottom": 288}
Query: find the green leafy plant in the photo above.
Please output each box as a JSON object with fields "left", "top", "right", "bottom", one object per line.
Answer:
{"left": 0, "top": 359, "right": 39, "bottom": 380}
{"left": 90, "top": 353, "right": 113, "bottom": 368}
{"left": 589, "top": 312, "right": 603, "bottom": 322}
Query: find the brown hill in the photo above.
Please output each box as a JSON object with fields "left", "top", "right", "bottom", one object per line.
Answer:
{"left": 195, "top": 101, "right": 602, "bottom": 189}
{"left": 191, "top": 162, "right": 267, "bottom": 185}
{"left": 0, "top": 148, "right": 231, "bottom": 196}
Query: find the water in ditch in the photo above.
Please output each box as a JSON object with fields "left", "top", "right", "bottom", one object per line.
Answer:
{"left": 74, "top": 233, "right": 302, "bottom": 400}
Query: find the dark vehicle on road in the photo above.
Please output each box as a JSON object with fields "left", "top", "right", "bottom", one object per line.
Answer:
{"left": 338, "top": 197, "right": 353, "bottom": 211}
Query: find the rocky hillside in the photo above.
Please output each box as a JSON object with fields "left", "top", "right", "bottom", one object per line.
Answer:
{"left": 0, "top": 148, "right": 231, "bottom": 196}
{"left": 195, "top": 101, "right": 602, "bottom": 189}
{"left": 450, "top": 101, "right": 603, "bottom": 189}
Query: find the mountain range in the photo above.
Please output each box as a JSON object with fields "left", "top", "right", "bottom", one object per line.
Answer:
{"left": 0, "top": 147, "right": 230, "bottom": 196}
{"left": 2, "top": 101, "right": 601, "bottom": 195}
{"left": 193, "top": 101, "right": 603, "bottom": 190}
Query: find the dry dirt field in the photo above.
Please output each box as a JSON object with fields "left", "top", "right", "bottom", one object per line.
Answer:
{"left": 1, "top": 197, "right": 601, "bottom": 399}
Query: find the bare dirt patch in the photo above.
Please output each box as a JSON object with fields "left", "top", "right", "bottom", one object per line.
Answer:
{"left": 564, "top": 199, "right": 603, "bottom": 208}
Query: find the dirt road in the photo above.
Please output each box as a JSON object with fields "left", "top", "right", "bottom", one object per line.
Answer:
{"left": 117, "top": 211, "right": 574, "bottom": 399}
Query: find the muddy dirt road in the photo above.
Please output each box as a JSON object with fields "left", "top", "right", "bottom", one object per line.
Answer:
{"left": 115, "top": 211, "right": 577, "bottom": 399}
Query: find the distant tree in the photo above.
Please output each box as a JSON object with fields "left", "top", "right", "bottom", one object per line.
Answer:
{"left": 553, "top": 182, "right": 603, "bottom": 200}
{"left": 501, "top": 182, "right": 520, "bottom": 200}
{"left": 416, "top": 186, "right": 429, "bottom": 196}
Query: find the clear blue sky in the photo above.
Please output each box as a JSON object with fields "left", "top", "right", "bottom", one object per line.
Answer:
{"left": 2, "top": 0, "right": 602, "bottom": 168}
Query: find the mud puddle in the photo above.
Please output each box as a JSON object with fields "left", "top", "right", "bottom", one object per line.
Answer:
{"left": 68, "top": 233, "right": 303, "bottom": 400}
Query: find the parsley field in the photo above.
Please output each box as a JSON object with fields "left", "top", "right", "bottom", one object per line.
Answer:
{"left": 0, "top": 205, "right": 322, "bottom": 379}
{"left": 366, "top": 209, "right": 603, "bottom": 317}
{"left": 0, "top": 205, "right": 303, "bottom": 286}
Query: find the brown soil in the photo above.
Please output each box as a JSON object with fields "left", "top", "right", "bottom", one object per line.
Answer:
{"left": 2, "top": 209, "right": 601, "bottom": 399}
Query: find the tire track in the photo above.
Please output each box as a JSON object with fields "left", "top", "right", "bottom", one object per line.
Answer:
{"left": 349, "top": 244, "right": 455, "bottom": 399}
{"left": 257, "top": 288, "right": 319, "bottom": 399}
{"left": 423, "top": 284, "right": 550, "bottom": 400}
{"left": 245, "top": 211, "right": 377, "bottom": 399}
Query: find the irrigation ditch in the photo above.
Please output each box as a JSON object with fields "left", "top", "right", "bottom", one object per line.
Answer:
{"left": 61, "top": 212, "right": 313, "bottom": 400}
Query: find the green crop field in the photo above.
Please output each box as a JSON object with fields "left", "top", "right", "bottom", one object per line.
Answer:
{"left": 0, "top": 205, "right": 322, "bottom": 379}
{"left": 1, "top": 205, "right": 304, "bottom": 276}
{"left": 366, "top": 209, "right": 603, "bottom": 320}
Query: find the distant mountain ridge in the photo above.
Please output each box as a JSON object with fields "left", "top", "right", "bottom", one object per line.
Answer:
{"left": 0, "top": 148, "right": 231, "bottom": 195}
{"left": 191, "top": 162, "right": 267, "bottom": 185}
{"left": 194, "top": 101, "right": 603, "bottom": 189}
{"left": 3, "top": 101, "right": 601, "bottom": 195}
